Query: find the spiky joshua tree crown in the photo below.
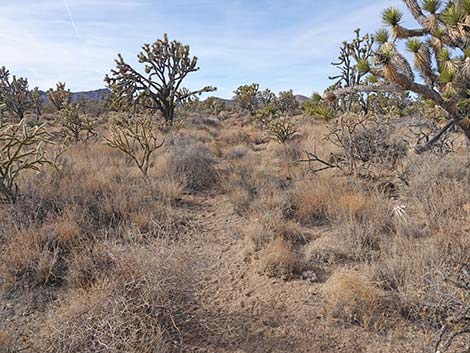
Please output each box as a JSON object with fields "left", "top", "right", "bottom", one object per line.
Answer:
{"left": 333, "top": 0, "right": 470, "bottom": 152}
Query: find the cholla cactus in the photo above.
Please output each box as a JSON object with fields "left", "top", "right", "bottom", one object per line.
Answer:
{"left": 0, "top": 66, "right": 31, "bottom": 120}
{"left": 31, "top": 87, "right": 43, "bottom": 119}
{"left": 265, "top": 116, "right": 298, "bottom": 143}
{"left": 104, "top": 115, "right": 164, "bottom": 176}
{"left": 47, "top": 82, "right": 71, "bottom": 112}
{"left": 332, "top": 0, "right": 470, "bottom": 151}
{"left": 0, "top": 120, "right": 53, "bottom": 203}
{"left": 58, "top": 104, "right": 96, "bottom": 142}
{"left": 255, "top": 106, "right": 298, "bottom": 143}
{"left": 104, "top": 34, "right": 216, "bottom": 122}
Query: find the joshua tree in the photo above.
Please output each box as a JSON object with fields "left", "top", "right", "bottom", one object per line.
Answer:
{"left": 176, "top": 87, "right": 202, "bottom": 113}
{"left": 104, "top": 34, "right": 216, "bottom": 122}
{"left": 31, "top": 87, "right": 43, "bottom": 119}
{"left": 203, "top": 96, "right": 226, "bottom": 115}
{"left": 331, "top": 0, "right": 470, "bottom": 152}
{"left": 0, "top": 66, "right": 31, "bottom": 120}
{"left": 329, "top": 29, "right": 375, "bottom": 114}
{"left": 258, "top": 88, "right": 277, "bottom": 109}
{"left": 233, "top": 83, "right": 260, "bottom": 114}
{"left": 47, "top": 82, "right": 71, "bottom": 112}
{"left": 277, "top": 89, "right": 299, "bottom": 115}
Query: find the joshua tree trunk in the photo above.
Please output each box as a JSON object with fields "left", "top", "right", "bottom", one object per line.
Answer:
{"left": 457, "top": 120, "right": 470, "bottom": 164}
{"left": 164, "top": 102, "right": 176, "bottom": 122}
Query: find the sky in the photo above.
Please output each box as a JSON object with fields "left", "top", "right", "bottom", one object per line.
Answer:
{"left": 0, "top": 0, "right": 411, "bottom": 98}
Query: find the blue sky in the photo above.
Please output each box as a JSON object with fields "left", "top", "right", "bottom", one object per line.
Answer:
{"left": 0, "top": 0, "right": 409, "bottom": 98}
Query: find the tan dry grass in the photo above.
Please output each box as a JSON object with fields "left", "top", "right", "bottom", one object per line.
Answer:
{"left": 259, "top": 238, "right": 303, "bottom": 279}
{"left": 321, "top": 269, "right": 396, "bottom": 330}
{"left": 36, "top": 242, "right": 195, "bottom": 352}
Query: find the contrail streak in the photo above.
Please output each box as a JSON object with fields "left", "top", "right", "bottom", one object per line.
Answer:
{"left": 63, "top": 0, "right": 80, "bottom": 39}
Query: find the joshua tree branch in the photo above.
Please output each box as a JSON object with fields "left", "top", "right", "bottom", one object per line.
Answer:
{"left": 402, "top": 0, "right": 429, "bottom": 28}
{"left": 329, "top": 84, "right": 403, "bottom": 97}
{"left": 413, "top": 119, "right": 457, "bottom": 153}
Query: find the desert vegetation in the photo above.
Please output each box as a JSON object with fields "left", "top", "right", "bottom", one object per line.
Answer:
{"left": 0, "top": 4, "right": 469, "bottom": 353}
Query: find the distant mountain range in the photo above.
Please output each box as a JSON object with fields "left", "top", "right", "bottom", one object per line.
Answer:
{"left": 37, "top": 89, "right": 310, "bottom": 105}
{"left": 39, "top": 88, "right": 110, "bottom": 103}
{"left": 294, "top": 94, "right": 310, "bottom": 103}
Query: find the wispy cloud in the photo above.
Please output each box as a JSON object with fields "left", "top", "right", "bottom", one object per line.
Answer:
{"left": 0, "top": 0, "right": 408, "bottom": 97}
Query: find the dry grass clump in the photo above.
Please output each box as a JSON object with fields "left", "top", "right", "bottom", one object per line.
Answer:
{"left": 239, "top": 186, "right": 307, "bottom": 279}
{"left": 259, "top": 238, "right": 303, "bottom": 279}
{"left": 269, "top": 138, "right": 304, "bottom": 163}
{"left": 224, "top": 144, "right": 250, "bottom": 160}
{"left": 321, "top": 269, "right": 397, "bottom": 330}
{"left": 166, "top": 136, "right": 218, "bottom": 192}
{"left": 65, "top": 241, "right": 117, "bottom": 290}
{"left": 290, "top": 177, "right": 339, "bottom": 226}
{"left": 328, "top": 191, "right": 393, "bottom": 261}
{"left": 0, "top": 211, "right": 85, "bottom": 291}
{"left": 333, "top": 192, "right": 368, "bottom": 218}
{"left": 0, "top": 329, "right": 13, "bottom": 352}
{"left": 400, "top": 154, "right": 469, "bottom": 233}
{"left": 241, "top": 211, "right": 305, "bottom": 252}
{"left": 218, "top": 128, "right": 250, "bottom": 147}
{"left": 291, "top": 174, "right": 388, "bottom": 226}
{"left": 222, "top": 151, "right": 288, "bottom": 215}
{"left": 35, "top": 243, "right": 197, "bottom": 353}
{"left": 364, "top": 154, "right": 470, "bottom": 334}
{"left": 0, "top": 139, "right": 194, "bottom": 302}
{"left": 305, "top": 235, "right": 349, "bottom": 265}
{"left": 185, "top": 115, "right": 221, "bottom": 130}
{"left": 21, "top": 144, "right": 189, "bottom": 238}
{"left": 150, "top": 175, "right": 185, "bottom": 203}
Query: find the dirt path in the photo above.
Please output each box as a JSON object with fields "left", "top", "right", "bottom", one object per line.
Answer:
{"left": 178, "top": 193, "right": 401, "bottom": 353}
{"left": 0, "top": 192, "right": 422, "bottom": 353}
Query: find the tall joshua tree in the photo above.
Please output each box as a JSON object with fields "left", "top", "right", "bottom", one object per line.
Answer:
{"left": 0, "top": 66, "right": 31, "bottom": 120}
{"left": 329, "top": 29, "right": 375, "bottom": 114}
{"left": 331, "top": 0, "right": 470, "bottom": 152}
{"left": 104, "top": 34, "right": 216, "bottom": 122}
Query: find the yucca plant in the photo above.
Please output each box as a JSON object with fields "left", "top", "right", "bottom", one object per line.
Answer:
{"left": 331, "top": 0, "right": 470, "bottom": 152}
{"left": 303, "top": 101, "right": 337, "bottom": 121}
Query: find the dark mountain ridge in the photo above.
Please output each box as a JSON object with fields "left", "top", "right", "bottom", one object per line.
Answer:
{"left": 39, "top": 88, "right": 110, "bottom": 103}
